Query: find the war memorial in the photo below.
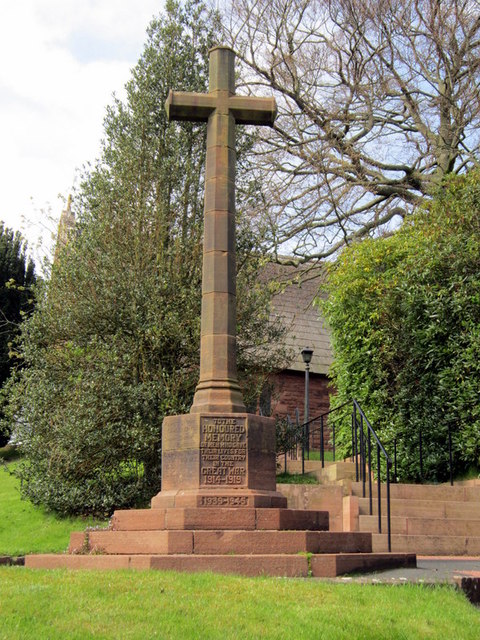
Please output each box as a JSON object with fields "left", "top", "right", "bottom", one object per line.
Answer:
{"left": 26, "top": 47, "right": 415, "bottom": 577}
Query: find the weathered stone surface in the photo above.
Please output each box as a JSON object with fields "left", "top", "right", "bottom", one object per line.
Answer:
{"left": 278, "top": 483, "right": 345, "bottom": 532}
{"left": 64, "top": 524, "right": 370, "bottom": 557}
{"left": 151, "top": 489, "right": 287, "bottom": 510}
{"left": 25, "top": 552, "right": 419, "bottom": 577}
{"left": 255, "top": 508, "right": 329, "bottom": 531}
{"left": 25, "top": 554, "right": 309, "bottom": 576}
{"left": 148, "top": 554, "right": 308, "bottom": 577}
{"left": 311, "top": 553, "right": 416, "bottom": 578}
{"left": 192, "top": 530, "right": 371, "bottom": 555}
{"left": 165, "top": 507, "right": 257, "bottom": 531}
{"left": 68, "top": 531, "right": 87, "bottom": 554}
{"left": 166, "top": 47, "right": 275, "bottom": 413}
{"left": 372, "top": 533, "right": 480, "bottom": 555}
{"left": 153, "top": 412, "right": 281, "bottom": 507}
{"left": 111, "top": 509, "right": 166, "bottom": 531}
{"left": 103, "top": 507, "right": 329, "bottom": 533}
{"left": 87, "top": 530, "right": 193, "bottom": 555}
{"left": 25, "top": 554, "right": 134, "bottom": 570}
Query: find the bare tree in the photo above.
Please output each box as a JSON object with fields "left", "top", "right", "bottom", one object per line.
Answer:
{"left": 226, "top": 0, "right": 480, "bottom": 261}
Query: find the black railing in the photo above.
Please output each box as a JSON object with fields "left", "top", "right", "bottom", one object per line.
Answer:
{"left": 278, "top": 401, "right": 351, "bottom": 472}
{"left": 278, "top": 400, "right": 392, "bottom": 552}
{"left": 351, "top": 400, "right": 392, "bottom": 552}
{"left": 392, "top": 421, "right": 456, "bottom": 486}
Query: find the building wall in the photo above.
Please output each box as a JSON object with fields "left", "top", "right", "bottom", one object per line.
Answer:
{"left": 269, "top": 370, "right": 334, "bottom": 452}
{"left": 270, "top": 370, "right": 330, "bottom": 420}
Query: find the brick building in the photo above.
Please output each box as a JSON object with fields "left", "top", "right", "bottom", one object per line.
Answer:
{"left": 262, "top": 263, "right": 333, "bottom": 425}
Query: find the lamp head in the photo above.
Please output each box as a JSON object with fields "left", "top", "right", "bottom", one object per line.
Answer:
{"left": 301, "top": 347, "right": 314, "bottom": 365}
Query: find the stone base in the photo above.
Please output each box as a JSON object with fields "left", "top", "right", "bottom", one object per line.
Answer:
{"left": 25, "top": 552, "right": 417, "bottom": 578}
{"left": 24, "top": 504, "right": 416, "bottom": 578}
{"left": 23, "top": 409, "right": 416, "bottom": 578}
{"left": 111, "top": 507, "right": 329, "bottom": 531}
{"left": 68, "top": 528, "right": 372, "bottom": 556}
{"left": 151, "top": 489, "right": 287, "bottom": 509}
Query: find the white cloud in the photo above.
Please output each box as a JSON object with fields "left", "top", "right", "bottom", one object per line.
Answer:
{"left": 0, "top": 0, "right": 161, "bottom": 263}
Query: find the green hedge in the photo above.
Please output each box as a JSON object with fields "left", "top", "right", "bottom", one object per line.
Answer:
{"left": 321, "top": 171, "right": 480, "bottom": 482}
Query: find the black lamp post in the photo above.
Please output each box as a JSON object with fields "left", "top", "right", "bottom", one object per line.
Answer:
{"left": 301, "top": 347, "right": 314, "bottom": 462}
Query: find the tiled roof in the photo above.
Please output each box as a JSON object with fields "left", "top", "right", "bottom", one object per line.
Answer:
{"left": 263, "top": 262, "right": 333, "bottom": 375}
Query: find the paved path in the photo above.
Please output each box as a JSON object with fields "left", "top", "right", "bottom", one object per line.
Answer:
{"left": 329, "top": 556, "right": 480, "bottom": 585}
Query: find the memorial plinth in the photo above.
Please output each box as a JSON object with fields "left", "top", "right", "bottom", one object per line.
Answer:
{"left": 152, "top": 413, "right": 286, "bottom": 509}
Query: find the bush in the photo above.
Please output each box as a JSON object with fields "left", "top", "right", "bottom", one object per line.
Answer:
{"left": 322, "top": 171, "right": 480, "bottom": 482}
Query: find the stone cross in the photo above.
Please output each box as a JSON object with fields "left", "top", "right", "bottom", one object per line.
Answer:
{"left": 166, "top": 46, "right": 276, "bottom": 414}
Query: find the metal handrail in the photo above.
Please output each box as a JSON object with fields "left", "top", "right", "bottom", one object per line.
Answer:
{"left": 278, "top": 401, "right": 351, "bottom": 465}
{"left": 277, "top": 399, "right": 392, "bottom": 552}
{"left": 351, "top": 400, "right": 392, "bottom": 552}
{"left": 392, "top": 421, "right": 456, "bottom": 486}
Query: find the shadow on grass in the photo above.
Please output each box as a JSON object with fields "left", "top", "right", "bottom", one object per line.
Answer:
{"left": 276, "top": 472, "right": 318, "bottom": 485}
{"left": 0, "top": 445, "right": 22, "bottom": 462}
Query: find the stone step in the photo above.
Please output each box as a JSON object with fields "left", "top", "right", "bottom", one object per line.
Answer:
{"left": 277, "top": 484, "right": 345, "bottom": 532}
{"left": 310, "top": 552, "right": 416, "bottom": 578}
{"left": 358, "top": 498, "right": 480, "bottom": 518}
{"left": 26, "top": 553, "right": 309, "bottom": 576}
{"left": 351, "top": 482, "right": 480, "bottom": 502}
{"left": 285, "top": 460, "right": 336, "bottom": 474}
{"left": 284, "top": 460, "right": 357, "bottom": 483}
{"left": 360, "top": 515, "right": 480, "bottom": 536}
{"left": 111, "top": 507, "right": 329, "bottom": 532}
{"left": 70, "top": 530, "right": 194, "bottom": 555}
{"left": 318, "top": 462, "right": 357, "bottom": 483}
{"left": 70, "top": 529, "right": 373, "bottom": 556}
{"left": 455, "top": 479, "right": 480, "bottom": 487}
{"left": 25, "top": 552, "right": 416, "bottom": 578}
{"left": 372, "top": 534, "right": 480, "bottom": 556}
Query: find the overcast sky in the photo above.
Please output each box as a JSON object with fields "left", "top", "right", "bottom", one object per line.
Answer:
{"left": 0, "top": 0, "right": 162, "bottom": 265}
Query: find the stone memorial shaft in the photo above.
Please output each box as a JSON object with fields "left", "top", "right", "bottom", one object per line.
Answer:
{"left": 166, "top": 46, "right": 276, "bottom": 414}
{"left": 151, "top": 46, "right": 285, "bottom": 509}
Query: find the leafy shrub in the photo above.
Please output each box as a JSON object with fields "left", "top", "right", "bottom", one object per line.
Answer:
{"left": 321, "top": 171, "right": 480, "bottom": 482}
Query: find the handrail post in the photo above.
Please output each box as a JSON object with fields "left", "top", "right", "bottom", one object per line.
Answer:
{"left": 351, "top": 412, "right": 355, "bottom": 466}
{"left": 302, "top": 427, "right": 305, "bottom": 475}
{"left": 419, "top": 427, "right": 423, "bottom": 482}
{"left": 285, "top": 416, "right": 290, "bottom": 472}
{"left": 320, "top": 415, "right": 325, "bottom": 469}
{"left": 368, "top": 430, "right": 373, "bottom": 516}
{"left": 448, "top": 423, "right": 453, "bottom": 486}
{"left": 394, "top": 438, "right": 397, "bottom": 483}
{"left": 354, "top": 409, "right": 359, "bottom": 482}
{"left": 295, "top": 408, "right": 300, "bottom": 466}
{"left": 361, "top": 415, "right": 366, "bottom": 498}
{"left": 377, "top": 444, "right": 382, "bottom": 533}
{"left": 386, "top": 460, "right": 392, "bottom": 552}
{"left": 299, "top": 409, "right": 305, "bottom": 476}
{"left": 332, "top": 423, "right": 336, "bottom": 462}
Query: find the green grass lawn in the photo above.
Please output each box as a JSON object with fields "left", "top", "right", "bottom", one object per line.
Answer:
{"left": 1, "top": 451, "right": 479, "bottom": 639}
{"left": 1, "top": 567, "right": 478, "bottom": 640}
{"left": 0, "top": 461, "right": 106, "bottom": 556}
{"left": 276, "top": 472, "right": 318, "bottom": 484}
{"left": 304, "top": 449, "right": 335, "bottom": 462}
